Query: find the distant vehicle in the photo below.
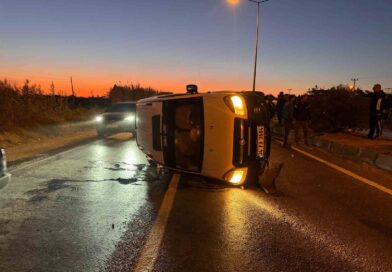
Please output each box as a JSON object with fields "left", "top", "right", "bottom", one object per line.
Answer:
{"left": 0, "top": 148, "right": 11, "bottom": 190}
{"left": 95, "top": 102, "right": 136, "bottom": 138}
{"left": 136, "top": 86, "right": 271, "bottom": 186}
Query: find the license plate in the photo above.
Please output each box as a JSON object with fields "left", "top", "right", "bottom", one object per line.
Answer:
{"left": 257, "top": 126, "right": 265, "bottom": 157}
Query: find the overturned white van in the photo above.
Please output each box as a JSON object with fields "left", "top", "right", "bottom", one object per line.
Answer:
{"left": 136, "top": 88, "right": 271, "bottom": 186}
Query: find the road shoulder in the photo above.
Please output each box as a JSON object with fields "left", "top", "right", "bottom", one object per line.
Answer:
{"left": 5, "top": 129, "right": 97, "bottom": 165}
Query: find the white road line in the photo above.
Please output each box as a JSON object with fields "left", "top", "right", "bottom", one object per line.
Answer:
{"left": 134, "top": 173, "right": 181, "bottom": 272}
{"left": 274, "top": 139, "right": 392, "bottom": 197}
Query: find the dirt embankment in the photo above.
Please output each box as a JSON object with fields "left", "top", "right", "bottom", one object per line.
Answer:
{"left": 0, "top": 122, "right": 97, "bottom": 163}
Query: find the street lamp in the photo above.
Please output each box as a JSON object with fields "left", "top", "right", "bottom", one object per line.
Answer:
{"left": 228, "top": 0, "right": 269, "bottom": 92}
{"left": 227, "top": 0, "right": 240, "bottom": 4}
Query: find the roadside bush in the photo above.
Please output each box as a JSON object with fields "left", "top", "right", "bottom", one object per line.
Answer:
{"left": 108, "top": 83, "right": 171, "bottom": 104}
{"left": 307, "top": 85, "right": 370, "bottom": 132}
{"left": 0, "top": 79, "right": 105, "bottom": 132}
{"left": 0, "top": 79, "right": 171, "bottom": 132}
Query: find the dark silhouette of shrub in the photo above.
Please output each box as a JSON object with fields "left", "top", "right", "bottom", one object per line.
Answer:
{"left": 0, "top": 79, "right": 171, "bottom": 132}
{"left": 307, "top": 85, "right": 370, "bottom": 132}
{"left": 0, "top": 79, "right": 107, "bottom": 132}
{"left": 108, "top": 83, "right": 171, "bottom": 104}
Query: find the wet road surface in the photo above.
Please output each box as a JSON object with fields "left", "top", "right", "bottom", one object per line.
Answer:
{"left": 1, "top": 134, "right": 391, "bottom": 272}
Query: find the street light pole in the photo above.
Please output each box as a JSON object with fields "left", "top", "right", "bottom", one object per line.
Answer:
{"left": 249, "top": 0, "right": 268, "bottom": 92}
{"left": 227, "top": 0, "right": 269, "bottom": 92}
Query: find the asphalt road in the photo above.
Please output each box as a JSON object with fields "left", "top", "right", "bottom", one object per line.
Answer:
{"left": 0, "top": 133, "right": 391, "bottom": 272}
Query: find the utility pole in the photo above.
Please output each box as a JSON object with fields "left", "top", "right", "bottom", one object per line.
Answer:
{"left": 287, "top": 88, "right": 292, "bottom": 95}
{"left": 70, "top": 76, "right": 76, "bottom": 108}
{"left": 70, "top": 77, "right": 75, "bottom": 96}
{"left": 351, "top": 78, "right": 359, "bottom": 91}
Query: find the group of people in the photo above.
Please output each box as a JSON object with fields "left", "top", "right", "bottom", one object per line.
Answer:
{"left": 274, "top": 93, "right": 311, "bottom": 148}
{"left": 266, "top": 83, "right": 387, "bottom": 148}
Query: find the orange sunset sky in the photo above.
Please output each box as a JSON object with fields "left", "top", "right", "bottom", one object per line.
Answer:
{"left": 2, "top": 71, "right": 300, "bottom": 97}
{"left": 2, "top": 0, "right": 391, "bottom": 97}
{"left": 2, "top": 61, "right": 311, "bottom": 97}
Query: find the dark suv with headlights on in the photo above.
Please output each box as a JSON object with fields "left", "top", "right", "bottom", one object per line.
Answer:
{"left": 0, "top": 148, "right": 11, "bottom": 190}
{"left": 95, "top": 102, "right": 136, "bottom": 138}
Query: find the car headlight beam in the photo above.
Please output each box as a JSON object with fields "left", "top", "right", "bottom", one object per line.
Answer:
{"left": 125, "top": 115, "right": 135, "bottom": 122}
{"left": 95, "top": 116, "right": 103, "bottom": 122}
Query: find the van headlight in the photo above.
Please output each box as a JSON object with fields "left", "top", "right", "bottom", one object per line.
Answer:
{"left": 223, "top": 167, "right": 248, "bottom": 186}
{"left": 224, "top": 95, "right": 246, "bottom": 116}
{"left": 96, "top": 116, "right": 103, "bottom": 122}
{"left": 125, "top": 115, "right": 135, "bottom": 122}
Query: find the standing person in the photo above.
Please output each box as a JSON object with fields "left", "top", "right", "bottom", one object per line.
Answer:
{"left": 362, "top": 84, "right": 386, "bottom": 139}
{"left": 276, "top": 92, "right": 285, "bottom": 125}
{"left": 294, "top": 95, "right": 311, "bottom": 145}
{"left": 282, "top": 95, "right": 295, "bottom": 148}
{"left": 266, "top": 96, "right": 276, "bottom": 121}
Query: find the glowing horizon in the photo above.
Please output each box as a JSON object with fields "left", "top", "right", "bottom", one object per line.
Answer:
{"left": 0, "top": 73, "right": 313, "bottom": 97}
{"left": 1, "top": 0, "right": 391, "bottom": 97}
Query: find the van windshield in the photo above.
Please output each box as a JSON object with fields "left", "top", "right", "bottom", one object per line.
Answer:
{"left": 106, "top": 103, "right": 135, "bottom": 113}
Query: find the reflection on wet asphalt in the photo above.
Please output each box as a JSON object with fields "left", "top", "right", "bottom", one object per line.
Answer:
{"left": 1, "top": 135, "right": 392, "bottom": 272}
{"left": 0, "top": 134, "right": 172, "bottom": 272}
{"left": 105, "top": 145, "right": 392, "bottom": 272}
{"left": 151, "top": 143, "right": 392, "bottom": 272}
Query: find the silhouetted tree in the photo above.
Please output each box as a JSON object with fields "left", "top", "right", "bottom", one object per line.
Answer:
{"left": 108, "top": 83, "right": 171, "bottom": 104}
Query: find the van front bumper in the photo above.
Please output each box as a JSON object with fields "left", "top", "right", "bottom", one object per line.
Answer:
{"left": 0, "top": 173, "right": 11, "bottom": 190}
{"left": 97, "top": 121, "right": 136, "bottom": 132}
